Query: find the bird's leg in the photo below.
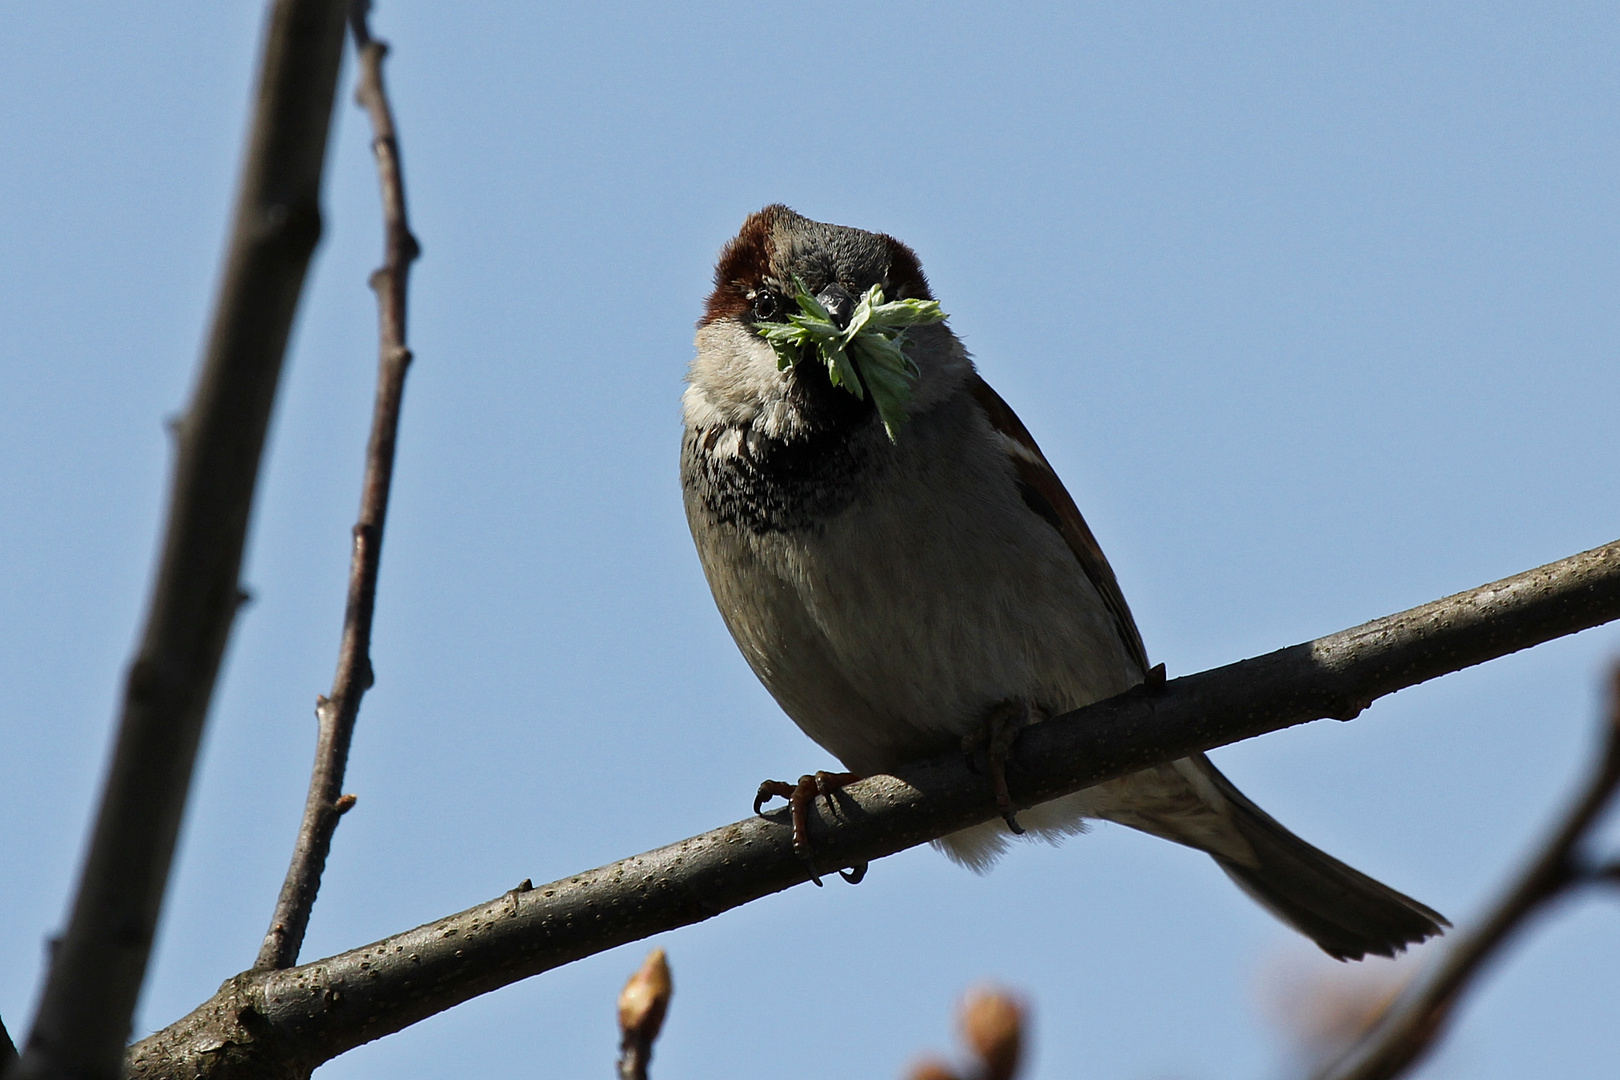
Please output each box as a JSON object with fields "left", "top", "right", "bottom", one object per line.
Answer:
{"left": 753, "top": 771, "right": 864, "bottom": 886}
{"left": 963, "top": 700, "right": 1034, "bottom": 834}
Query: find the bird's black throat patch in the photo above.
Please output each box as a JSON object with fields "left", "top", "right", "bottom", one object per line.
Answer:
{"left": 683, "top": 361, "right": 880, "bottom": 535}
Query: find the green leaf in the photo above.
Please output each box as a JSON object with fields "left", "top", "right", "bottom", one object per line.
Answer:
{"left": 857, "top": 354, "right": 915, "bottom": 438}
{"left": 825, "top": 339, "right": 865, "bottom": 397}
{"left": 790, "top": 275, "right": 834, "bottom": 322}
{"left": 756, "top": 277, "right": 949, "bottom": 441}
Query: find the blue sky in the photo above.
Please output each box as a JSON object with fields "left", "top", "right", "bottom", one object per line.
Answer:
{"left": 2, "top": 3, "right": 1618, "bottom": 1078}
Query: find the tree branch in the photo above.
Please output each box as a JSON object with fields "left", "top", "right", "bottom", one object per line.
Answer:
{"left": 11, "top": 3, "right": 349, "bottom": 1078}
{"left": 255, "top": 0, "right": 420, "bottom": 975}
{"left": 125, "top": 538, "right": 1620, "bottom": 1079}
{"left": 1306, "top": 664, "right": 1620, "bottom": 1080}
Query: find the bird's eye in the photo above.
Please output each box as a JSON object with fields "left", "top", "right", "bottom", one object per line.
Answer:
{"left": 752, "top": 292, "right": 779, "bottom": 320}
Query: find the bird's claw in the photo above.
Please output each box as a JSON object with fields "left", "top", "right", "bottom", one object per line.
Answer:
{"left": 963, "top": 701, "right": 1033, "bottom": 834}
{"left": 752, "top": 770, "right": 864, "bottom": 886}
{"left": 754, "top": 779, "right": 796, "bottom": 816}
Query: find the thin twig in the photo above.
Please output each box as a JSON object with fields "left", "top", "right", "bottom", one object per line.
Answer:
{"left": 255, "top": 0, "right": 420, "bottom": 973}
{"left": 10, "top": 3, "right": 349, "bottom": 1078}
{"left": 1308, "top": 665, "right": 1620, "bottom": 1080}
{"left": 125, "top": 539, "right": 1620, "bottom": 1080}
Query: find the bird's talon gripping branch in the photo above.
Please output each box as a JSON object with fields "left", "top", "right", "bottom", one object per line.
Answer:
{"left": 752, "top": 771, "right": 863, "bottom": 885}
{"left": 964, "top": 701, "right": 1032, "bottom": 834}
{"left": 753, "top": 779, "right": 796, "bottom": 816}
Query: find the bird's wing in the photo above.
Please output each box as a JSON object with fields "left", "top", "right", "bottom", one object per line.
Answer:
{"left": 966, "top": 374, "right": 1151, "bottom": 677}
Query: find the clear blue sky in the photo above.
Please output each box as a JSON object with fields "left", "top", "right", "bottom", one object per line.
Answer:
{"left": 3, "top": 3, "right": 1618, "bottom": 1078}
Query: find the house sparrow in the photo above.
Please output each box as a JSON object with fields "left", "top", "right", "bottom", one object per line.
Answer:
{"left": 680, "top": 205, "right": 1446, "bottom": 960}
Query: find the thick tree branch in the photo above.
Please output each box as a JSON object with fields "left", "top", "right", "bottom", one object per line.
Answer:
{"left": 1307, "top": 665, "right": 1620, "bottom": 1080}
{"left": 126, "top": 538, "right": 1620, "bottom": 1079}
{"left": 255, "top": 0, "right": 420, "bottom": 975}
{"left": 11, "top": 3, "right": 348, "bottom": 1078}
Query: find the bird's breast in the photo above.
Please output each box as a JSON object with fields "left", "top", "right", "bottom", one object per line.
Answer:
{"left": 681, "top": 421, "right": 879, "bottom": 536}
{"left": 681, "top": 391, "right": 1138, "bottom": 774}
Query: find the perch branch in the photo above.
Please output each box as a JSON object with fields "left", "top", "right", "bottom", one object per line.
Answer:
{"left": 1307, "top": 664, "right": 1620, "bottom": 1080}
{"left": 125, "top": 538, "right": 1620, "bottom": 1079}
{"left": 255, "top": 0, "right": 421, "bottom": 973}
{"left": 11, "top": 2, "right": 349, "bottom": 1078}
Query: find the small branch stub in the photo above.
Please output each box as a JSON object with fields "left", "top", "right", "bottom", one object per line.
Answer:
{"left": 616, "top": 949, "right": 672, "bottom": 1080}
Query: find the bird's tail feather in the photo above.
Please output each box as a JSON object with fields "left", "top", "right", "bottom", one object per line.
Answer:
{"left": 1198, "top": 758, "right": 1448, "bottom": 961}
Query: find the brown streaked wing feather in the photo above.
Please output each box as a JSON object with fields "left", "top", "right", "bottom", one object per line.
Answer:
{"left": 967, "top": 375, "right": 1150, "bottom": 675}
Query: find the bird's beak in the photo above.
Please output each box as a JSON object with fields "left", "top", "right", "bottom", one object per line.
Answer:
{"left": 815, "top": 283, "right": 855, "bottom": 330}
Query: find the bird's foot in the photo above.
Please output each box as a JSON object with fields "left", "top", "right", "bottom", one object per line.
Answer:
{"left": 754, "top": 771, "right": 865, "bottom": 886}
{"left": 962, "top": 700, "right": 1035, "bottom": 834}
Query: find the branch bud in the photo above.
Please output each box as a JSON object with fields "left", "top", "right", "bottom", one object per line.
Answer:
{"left": 905, "top": 1059, "right": 963, "bottom": 1080}
{"left": 960, "top": 987, "right": 1025, "bottom": 1080}
{"left": 617, "top": 948, "right": 672, "bottom": 1080}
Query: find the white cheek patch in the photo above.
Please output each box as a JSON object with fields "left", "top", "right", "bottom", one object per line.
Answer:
{"left": 680, "top": 383, "right": 726, "bottom": 430}
{"left": 686, "top": 320, "right": 791, "bottom": 430}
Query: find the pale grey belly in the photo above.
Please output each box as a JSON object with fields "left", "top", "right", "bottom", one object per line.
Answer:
{"left": 686, "top": 452, "right": 1141, "bottom": 775}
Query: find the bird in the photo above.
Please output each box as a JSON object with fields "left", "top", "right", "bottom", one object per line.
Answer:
{"left": 679, "top": 204, "right": 1446, "bottom": 960}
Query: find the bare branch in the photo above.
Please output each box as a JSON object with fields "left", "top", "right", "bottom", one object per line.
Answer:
{"left": 1307, "top": 664, "right": 1620, "bottom": 1080}
{"left": 10, "top": 3, "right": 349, "bottom": 1077}
{"left": 124, "top": 539, "right": 1620, "bottom": 1079}
{"left": 255, "top": 0, "right": 421, "bottom": 974}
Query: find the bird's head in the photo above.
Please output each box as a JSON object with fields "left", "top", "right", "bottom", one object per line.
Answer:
{"left": 686, "top": 206, "right": 968, "bottom": 439}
